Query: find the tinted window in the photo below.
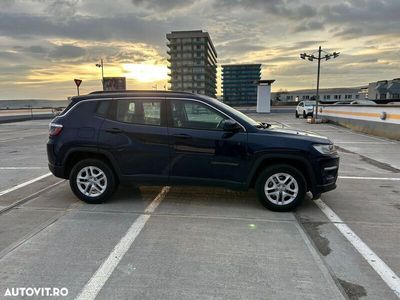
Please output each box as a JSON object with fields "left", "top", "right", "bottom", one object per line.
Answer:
{"left": 115, "top": 99, "right": 161, "bottom": 126}
{"left": 95, "top": 100, "right": 111, "bottom": 117}
{"left": 170, "top": 100, "right": 228, "bottom": 130}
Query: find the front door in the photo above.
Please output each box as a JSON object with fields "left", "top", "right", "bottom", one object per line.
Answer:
{"left": 167, "top": 99, "right": 248, "bottom": 185}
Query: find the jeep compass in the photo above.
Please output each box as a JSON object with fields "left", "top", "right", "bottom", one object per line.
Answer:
{"left": 47, "top": 91, "right": 339, "bottom": 211}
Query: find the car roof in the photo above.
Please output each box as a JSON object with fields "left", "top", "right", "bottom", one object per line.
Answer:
{"left": 70, "top": 90, "right": 205, "bottom": 102}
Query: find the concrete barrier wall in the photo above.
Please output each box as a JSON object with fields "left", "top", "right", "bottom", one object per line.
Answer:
{"left": 0, "top": 108, "right": 56, "bottom": 124}
{"left": 319, "top": 105, "right": 400, "bottom": 140}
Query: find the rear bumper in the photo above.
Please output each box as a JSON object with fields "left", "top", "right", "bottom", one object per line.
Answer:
{"left": 48, "top": 163, "right": 66, "bottom": 179}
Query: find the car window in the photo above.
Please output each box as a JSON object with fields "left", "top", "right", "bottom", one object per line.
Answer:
{"left": 298, "top": 102, "right": 303, "bottom": 107}
{"left": 115, "top": 99, "right": 161, "bottom": 126}
{"left": 95, "top": 100, "right": 112, "bottom": 117}
{"left": 170, "top": 100, "right": 228, "bottom": 130}
{"left": 304, "top": 101, "right": 316, "bottom": 106}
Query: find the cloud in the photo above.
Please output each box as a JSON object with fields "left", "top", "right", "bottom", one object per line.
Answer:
{"left": 28, "top": 45, "right": 47, "bottom": 54}
{"left": 48, "top": 44, "right": 86, "bottom": 60}
{"left": 45, "top": 0, "right": 80, "bottom": 18}
{"left": 131, "top": 0, "right": 196, "bottom": 11}
{"left": 292, "top": 20, "right": 325, "bottom": 33}
{"left": 0, "top": 0, "right": 400, "bottom": 99}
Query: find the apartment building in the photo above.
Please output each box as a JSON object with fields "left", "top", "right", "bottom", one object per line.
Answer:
{"left": 166, "top": 30, "right": 217, "bottom": 97}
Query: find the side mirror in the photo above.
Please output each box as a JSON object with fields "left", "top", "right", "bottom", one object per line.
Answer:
{"left": 222, "top": 119, "right": 242, "bottom": 132}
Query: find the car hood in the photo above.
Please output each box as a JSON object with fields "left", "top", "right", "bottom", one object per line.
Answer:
{"left": 265, "top": 126, "right": 331, "bottom": 144}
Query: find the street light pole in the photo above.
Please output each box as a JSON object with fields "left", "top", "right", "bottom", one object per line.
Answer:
{"left": 316, "top": 46, "right": 321, "bottom": 119}
{"left": 96, "top": 59, "right": 105, "bottom": 91}
{"left": 101, "top": 59, "right": 104, "bottom": 86}
{"left": 300, "top": 46, "right": 339, "bottom": 122}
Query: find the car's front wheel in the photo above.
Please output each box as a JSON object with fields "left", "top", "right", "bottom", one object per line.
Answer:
{"left": 255, "top": 164, "right": 306, "bottom": 211}
{"left": 69, "top": 159, "right": 117, "bottom": 204}
{"left": 295, "top": 111, "right": 299, "bottom": 118}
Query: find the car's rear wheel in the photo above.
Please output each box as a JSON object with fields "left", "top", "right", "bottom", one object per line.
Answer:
{"left": 255, "top": 164, "right": 306, "bottom": 211}
{"left": 303, "top": 111, "right": 307, "bottom": 118}
{"left": 295, "top": 111, "right": 299, "bottom": 118}
{"left": 69, "top": 159, "right": 117, "bottom": 204}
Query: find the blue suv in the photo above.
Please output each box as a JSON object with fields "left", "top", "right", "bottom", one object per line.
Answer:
{"left": 47, "top": 91, "right": 339, "bottom": 211}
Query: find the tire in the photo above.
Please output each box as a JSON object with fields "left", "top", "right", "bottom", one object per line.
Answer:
{"left": 255, "top": 164, "right": 306, "bottom": 212}
{"left": 303, "top": 111, "right": 307, "bottom": 118}
{"left": 295, "top": 111, "right": 299, "bottom": 118}
{"left": 69, "top": 159, "right": 117, "bottom": 204}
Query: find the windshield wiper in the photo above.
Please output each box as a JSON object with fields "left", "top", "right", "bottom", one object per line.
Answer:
{"left": 255, "top": 122, "right": 271, "bottom": 129}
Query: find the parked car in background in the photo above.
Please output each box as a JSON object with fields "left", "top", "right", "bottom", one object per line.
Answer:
{"left": 295, "top": 101, "right": 316, "bottom": 118}
{"left": 350, "top": 100, "right": 376, "bottom": 105}
{"left": 47, "top": 91, "right": 339, "bottom": 212}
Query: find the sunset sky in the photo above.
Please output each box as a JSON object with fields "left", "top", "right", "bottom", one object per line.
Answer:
{"left": 0, "top": 0, "right": 399, "bottom": 100}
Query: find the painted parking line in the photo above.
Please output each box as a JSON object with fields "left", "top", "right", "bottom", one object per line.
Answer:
{"left": 0, "top": 167, "right": 47, "bottom": 170}
{"left": 0, "top": 173, "right": 52, "bottom": 197}
{"left": 338, "top": 176, "right": 400, "bottom": 181}
{"left": 335, "top": 141, "right": 393, "bottom": 144}
{"left": 76, "top": 186, "right": 170, "bottom": 300}
{"left": 314, "top": 199, "right": 400, "bottom": 298}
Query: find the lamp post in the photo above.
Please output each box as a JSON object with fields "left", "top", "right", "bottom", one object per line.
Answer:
{"left": 95, "top": 59, "right": 104, "bottom": 90}
{"left": 300, "top": 46, "right": 339, "bottom": 121}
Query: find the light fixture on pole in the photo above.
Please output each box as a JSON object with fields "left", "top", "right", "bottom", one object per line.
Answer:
{"left": 95, "top": 59, "right": 104, "bottom": 90}
{"left": 299, "top": 46, "right": 340, "bottom": 121}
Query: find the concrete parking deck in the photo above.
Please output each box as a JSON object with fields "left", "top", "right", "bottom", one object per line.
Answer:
{"left": 0, "top": 115, "right": 399, "bottom": 299}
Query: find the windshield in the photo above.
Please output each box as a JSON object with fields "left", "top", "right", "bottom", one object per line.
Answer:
{"left": 198, "top": 95, "right": 259, "bottom": 126}
{"left": 304, "top": 101, "right": 316, "bottom": 106}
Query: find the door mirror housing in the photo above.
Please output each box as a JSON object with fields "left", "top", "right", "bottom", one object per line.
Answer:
{"left": 222, "top": 119, "right": 242, "bottom": 132}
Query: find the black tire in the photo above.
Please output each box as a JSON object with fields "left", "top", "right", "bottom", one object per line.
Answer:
{"left": 69, "top": 159, "right": 117, "bottom": 204}
{"left": 295, "top": 111, "right": 299, "bottom": 118}
{"left": 303, "top": 111, "right": 307, "bottom": 118}
{"left": 255, "top": 164, "right": 306, "bottom": 212}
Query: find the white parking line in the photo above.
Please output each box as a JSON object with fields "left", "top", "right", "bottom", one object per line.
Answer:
{"left": 335, "top": 142, "right": 392, "bottom": 144}
{"left": 339, "top": 176, "right": 400, "bottom": 181}
{"left": 314, "top": 199, "right": 400, "bottom": 298}
{"left": 76, "top": 186, "right": 170, "bottom": 300}
{"left": 0, "top": 172, "right": 52, "bottom": 197}
{"left": 0, "top": 167, "right": 47, "bottom": 170}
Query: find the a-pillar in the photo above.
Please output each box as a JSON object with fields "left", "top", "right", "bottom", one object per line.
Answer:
{"left": 255, "top": 80, "right": 275, "bottom": 113}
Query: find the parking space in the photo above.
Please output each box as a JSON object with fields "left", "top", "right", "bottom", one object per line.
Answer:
{"left": 0, "top": 117, "right": 399, "bottom": 299}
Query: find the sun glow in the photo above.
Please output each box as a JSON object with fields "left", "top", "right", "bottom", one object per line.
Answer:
{"left": 123, "top": 63, "right": 168, "bottom": 82}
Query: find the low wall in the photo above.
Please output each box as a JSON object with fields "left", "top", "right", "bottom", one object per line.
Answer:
{"left": 319, "top": 105, "right": 400, "bottom": 140}
{"left": 0, "top": 108, "right": 57, "bottom": 124}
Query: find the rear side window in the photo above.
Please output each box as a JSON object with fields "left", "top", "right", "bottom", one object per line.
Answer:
{"left": 115, "top": 99, "right": 161, "bottom": 126}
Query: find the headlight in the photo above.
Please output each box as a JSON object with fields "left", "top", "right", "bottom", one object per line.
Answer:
{"left": 313, "top": 144, "right": 337, "bottom": 155}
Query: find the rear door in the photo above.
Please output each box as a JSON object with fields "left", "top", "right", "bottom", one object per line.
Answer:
{"left": 97, "top": 98, "right": 170, "bottom": 181}
{"left": 166, "top": 98, "right": 248, "bottom": 185}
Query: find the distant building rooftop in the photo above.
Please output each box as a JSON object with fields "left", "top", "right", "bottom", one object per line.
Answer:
{"left": 283, "top": 87, "right": 366, "bottom": 94}
{"left": 221, "top": 64, "right": 262, "bottom": 68}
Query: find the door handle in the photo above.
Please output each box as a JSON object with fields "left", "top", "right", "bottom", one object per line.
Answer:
{"left": 105, "top": 128, "right": 124, "bottom": 134}
{"left": 172, "top": 133, "right": 192, "bottom": 139}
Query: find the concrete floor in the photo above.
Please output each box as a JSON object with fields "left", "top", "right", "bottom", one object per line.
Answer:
{"left": 0, "top": 116, "right": 399, "bottom": 299}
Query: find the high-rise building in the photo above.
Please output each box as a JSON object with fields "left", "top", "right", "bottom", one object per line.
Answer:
{"left": 222, "top": 64, "right": 261, "bottom": 105}
{"left": 167, "top": 30, "right": 217, "bottom": 97}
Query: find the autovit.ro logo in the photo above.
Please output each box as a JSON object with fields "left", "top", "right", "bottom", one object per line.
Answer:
{"left": 4, "top": 287, "right": 68, "bottom": 297}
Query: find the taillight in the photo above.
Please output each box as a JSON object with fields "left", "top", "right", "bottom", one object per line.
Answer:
{"left": 49, "top": 123, "right": 63, "bottom": 137}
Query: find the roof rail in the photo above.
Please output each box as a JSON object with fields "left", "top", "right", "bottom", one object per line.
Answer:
{"left": 88, "top": 90, "right": 194, "bottom": 95}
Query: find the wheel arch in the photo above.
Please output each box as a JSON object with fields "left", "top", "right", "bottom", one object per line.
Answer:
{"left": 247, "top": 154, "right": 316, "bottom": 193}
{"left": 63, "top": 148, "right": 120, "bottom": 181}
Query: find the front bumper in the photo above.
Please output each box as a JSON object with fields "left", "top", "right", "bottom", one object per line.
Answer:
{"left": 312, "top": 156, "right": 339, "bottom": 197}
